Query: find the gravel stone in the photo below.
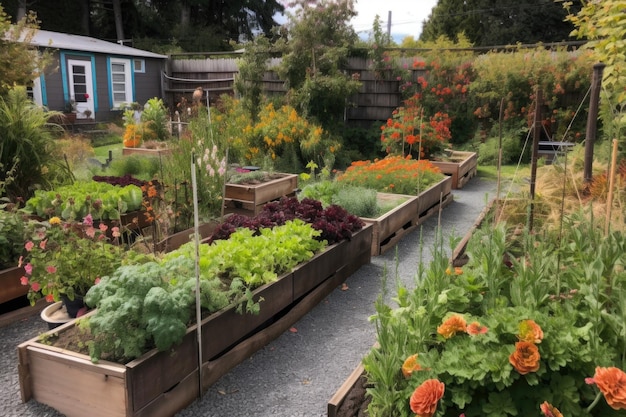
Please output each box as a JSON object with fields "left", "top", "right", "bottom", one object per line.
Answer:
{"left": 0, "top": 177, "right": 496, "bottom": 417}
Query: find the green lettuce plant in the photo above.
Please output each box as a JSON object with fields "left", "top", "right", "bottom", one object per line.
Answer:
{"left": 24, "top": 181, "right": 143, "bottom": 220}
{"left": 83, "top": 219, "right": 326, "bottom": 363}
{"left": 363, "top": 210, "right": 626, "bottom": 416}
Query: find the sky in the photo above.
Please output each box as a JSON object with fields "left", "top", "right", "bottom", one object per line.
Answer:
{"left": 275, "top": 0, "right": 439, "bottom": 43}
{"left": 350, "top": 0, "right": 438, "bottom": 42}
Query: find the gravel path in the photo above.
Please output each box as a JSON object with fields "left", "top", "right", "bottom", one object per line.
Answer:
{"left": 1, "top": 176, "right": 497, "bottom": 417}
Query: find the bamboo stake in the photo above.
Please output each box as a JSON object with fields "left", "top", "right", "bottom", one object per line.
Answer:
{"left": 191, "top": 152, "right": 203, "bottom": 398}
{"left": 605, "top": 138, "right": 619, "bottom": 235}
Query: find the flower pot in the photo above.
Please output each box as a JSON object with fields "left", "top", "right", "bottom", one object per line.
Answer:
{"left": 40, "top": 302, "right": 72, "bottom": 330}
{"left": 61, "top": 295, "right": 86, "bottom": 319}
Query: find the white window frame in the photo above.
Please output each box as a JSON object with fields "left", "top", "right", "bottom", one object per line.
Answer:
{"left": 110, "top": 58, "right": 133, "bottom": 109}
{"left": 134, "top": 59, "right": 145, "bottom": 73}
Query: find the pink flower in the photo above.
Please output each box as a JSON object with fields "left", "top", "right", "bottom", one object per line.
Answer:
{"left": 83, "top": 214, "right": 93, "bottom": 226}
{"left": 112, "top": 227, "right": 121, "bottom": 238}
{"left": 25, "top": 241, "right": 34, "bottom": 252}
{"left": 46, "top": 265, "right": 57, "bottom": 274}
{"left": 99, "top": 223, "right": 108, "bottom": 232}
{"left": 39, "top": 239, "right": 47, "bottom": 250}
{"left": 31, "top": 282, "right": 41, "bottom": 292}
{"left": 45, "top": 294, "right": 54, "bottom": 302}
{"left": 94, "top": 277, "right": 101, "bottom": 285}
{"left": 24, "top": 263, "right": 33, "bottom": 275}
{"left": 85, "top": 226, "right": 96, "bottom": 238}
{"left": 20, "top": 276, "right": 29, "bottom": 286}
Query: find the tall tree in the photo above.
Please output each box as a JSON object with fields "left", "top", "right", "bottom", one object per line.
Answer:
{"left": 421, "top": 0, "right": 582, "bottom": 47}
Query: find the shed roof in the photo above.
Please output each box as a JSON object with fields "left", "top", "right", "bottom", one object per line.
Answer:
{"left": 28, "top": 29, "right": 167, "bottom": 59}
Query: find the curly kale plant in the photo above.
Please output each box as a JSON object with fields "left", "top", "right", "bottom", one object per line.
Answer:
{"left": 83, "top": 220, "right": 325, "bottom": 363}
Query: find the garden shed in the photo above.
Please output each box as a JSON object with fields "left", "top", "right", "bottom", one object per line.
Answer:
{"left": 26, "top": 29, "right": 167, "bottom": 122}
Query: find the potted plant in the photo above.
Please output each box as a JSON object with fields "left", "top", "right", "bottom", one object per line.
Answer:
{"left": 63, "top": 99, "right": 77, "bottom": 124}
{"left": 19, "top": 214, "right": 125, "bottom": 318}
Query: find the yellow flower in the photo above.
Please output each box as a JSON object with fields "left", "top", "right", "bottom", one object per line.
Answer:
{"left": 49, "top": 217, "right": 62, "bottom": 225}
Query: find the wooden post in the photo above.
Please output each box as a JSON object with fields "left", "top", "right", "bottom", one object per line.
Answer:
{"left": 584, "top": 63, "right": 606, "bottom": 183}
{"left": 529, "top": 88, "right": 542, "bottom": 232}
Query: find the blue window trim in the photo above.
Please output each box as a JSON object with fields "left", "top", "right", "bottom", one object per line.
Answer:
{"left": 106, "top": 56, "right": 136, "bottom": 109}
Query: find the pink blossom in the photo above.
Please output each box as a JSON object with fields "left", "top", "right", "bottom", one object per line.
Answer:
{"left": 31, "top": 282, "right": 41, "bottom": 292}
{"left": 24, "top": 263, "right": 33, "bottom": 275}
{"left": 25, "top": 241, "right": 34, "bottom": 252}
{"left": 45, "top": 293, "right": 54, "bottom": 302}
{"left": 585, "top": 377, "right": 595, "bottom": 385}
{"left": 39, "top": 239, "right": 47, "bottom": 250}
{"left": 83, "top": 213, "right": 94, "bottom": 226}
{"left": 46, "top": 265, "right": 57, "bottom": 274}
{"left": 20, "top": 276, "right": 29, "bottom": 286}
{"left": 85, "top": 226, "right": 96, "bottom": 238}
{"left": 95, "top": 277, "right": 101, "bottom": 285}
{"left": 99, "top": 223, "right": 108, "bottom": 232}
{"left": 112, "top": 227, "right": 121, "bottom": 238}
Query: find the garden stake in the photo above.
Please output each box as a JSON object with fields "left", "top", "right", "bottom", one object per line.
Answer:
{"left": 605, "top": 138, "right": 619, "bottom": 235}
{"left": 191, "top": 152, "right": 203, "bottom": 398}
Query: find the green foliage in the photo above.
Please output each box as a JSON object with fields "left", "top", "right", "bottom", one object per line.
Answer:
{"left": 0, "top": 207, "right": 26, "bottom": 269}
{"left": 477, "top": 126, "right": 529, "bottom": 165}
{"left": 420, "top": 0, "right": 578, "bottom": 47}
{"left": 0, "top": 86, "right": 73, "bottom": 202}
{"left": 141, "top": 98, "right": 170, "bottom": 141}
{"left": 363, "top": 211, "right": 626, "bottom": 416}
{"left": 235, "top": 35, "right": 271, "bottom": 121}
{"left": 299, "top": 180, "right": 382, "bottom": 218}
{"left": 0, "top": 5, "right": 52, "bottom": 97}
{"left": 24, "top": 181, "right": 143, "bottom": 221}
{"left": 562, "top": 0, "right": 626, "bottom": 155}
{"left": 275, "top": 0, "right": 361, "bottom": 131}
{"left": 84, "top": 220, "right": 325, "bottom": 363}
{"left": 107, "top": 155, "right": 160, "bottom": 180}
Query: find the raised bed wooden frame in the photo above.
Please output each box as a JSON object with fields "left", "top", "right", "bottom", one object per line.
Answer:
{"left": 0, "top": 266, "right": 27, "bottom": 305}
{"left": 363, "top": 176, "right": 453, "bottom": 256}
{"left": 223, "top": 173, "right": 298, "bottom": 216}
{"left": 431, "top": 150, "right": 478, "bottom": 189}
{"left": 18, "top": 224, "right": 373, "bottom": 417}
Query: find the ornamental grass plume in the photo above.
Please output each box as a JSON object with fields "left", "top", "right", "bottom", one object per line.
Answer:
{"left": 409, "top": 379, "right": 445, "bottom": 417}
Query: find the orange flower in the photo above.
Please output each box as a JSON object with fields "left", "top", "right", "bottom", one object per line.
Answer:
{"left": 437, "top": 314, "right": 467, "bottom": 339}
{"left": 591, "top": 367, "right": 626, "bottom": 410}
{"left": 540, "top": 401, "right": 563, "bottom": 417}
{"left": 466, "top": 321, "right": 488, "bottom": 335}
{"left": 402, "top": 354, "right": 421, "bottom": 378}
{"left": 518, "top": 319, "right": 543, "bottom": 344}
{"left": 409, "top": 379, "right": 445, "bottom": 417}
{"left": 509, "top": 341, "right": 540, "bottom": 375}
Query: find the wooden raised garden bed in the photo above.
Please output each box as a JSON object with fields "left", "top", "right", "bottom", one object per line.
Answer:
{"left": 431, "top": 150, "right": 478, "bottom": 189}
{"left": 223, "top": 173, "right": 298, "bottom": 216}
{"left": 18, "top": 224, "right": 373, "bottom": 417}
{"left": 0, "top": 266, "right": 28, "bottom": 305}
{"left": 363, "top": 176, "right": 453, "bottom": 256}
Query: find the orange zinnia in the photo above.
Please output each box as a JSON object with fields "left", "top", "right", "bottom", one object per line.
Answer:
{"left": 409, "top": 379, "right": 445, "bottom": 417}
{"left": 592, "top": 367, "right": 626, "bottom": 410}
{"left": 509, "top": 341, "right": 540, "bottom": 375}
{"left": 518, "top": 319, "right": 543, "bottom": 344}
{"left": 540, "top": 401, "right": 563, "bottom": 417}
{"left": 437, "top": 314, "right": 467, "bottom": 339}
{"left": 402, "top": 354, "right": 421, "bottom": 378}
{"left": 466, "top": 321, "right": 488, "bottom": 335}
